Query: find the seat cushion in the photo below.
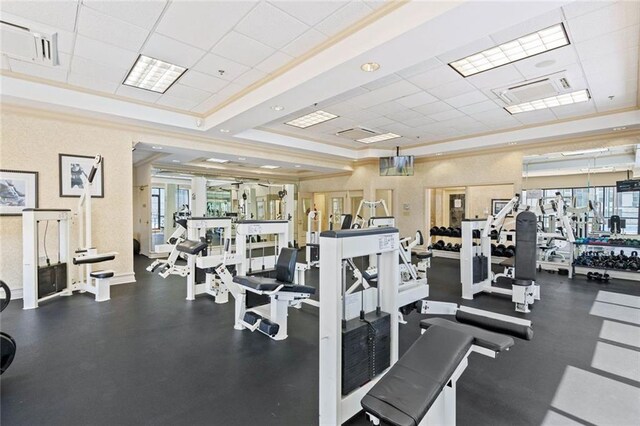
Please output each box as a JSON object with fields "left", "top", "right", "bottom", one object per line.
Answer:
{"left": 281, "top": 284, "right": 316, "bottom": 295}
{"left": 512, "top": 278, "right": 533, "bottom": 286}
{"left": 90, "top": 270, "right": 114, "bottom": 279}
{"left": 176, "top": 240, "right": 208, "bottom": 255}
{"left": 362, "top": 325, "right": 473, "bottom": 426}
{"left": 420, "top": 318, "right": 514, "bottom": 352}
{"left": 233, "top": 276, "right": 281, "bottom": 292}
{"left": 416, "top": 252, "right": 432, "bottom": 260}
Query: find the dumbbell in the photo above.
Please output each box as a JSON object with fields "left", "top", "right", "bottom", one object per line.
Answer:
{"left": 445, "top": 227, "right": 455, "bottom": 237}
{"left": 472, "top": 229, "right": 481, "bottom": 239}
{"left": 504, "top": 245, "right": 516, "bottom": 258}
{"left": 445, "top": 243, "right": 454, "bottom": 251}
{"left": 451, "top": 227, "right": 461, "bottom": 238}
{"left": 433, "top": 240, "right": 445, "bottom": 250}
{"left": 453, "top": 243, "right": 461, "bottom": 252}
{"left": 491, "top": 244, "right": 497, "bottom": 256}
{"left": 439, "top": 227, "right": 448, "bottom": 236}
{"left": 494, "top": 244, "right": 506, "bottom": 257}
{"left": 430, "top": 226, "right": 441, "bottom": 236}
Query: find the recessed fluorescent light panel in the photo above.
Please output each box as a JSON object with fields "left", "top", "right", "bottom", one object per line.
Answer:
{"left": 449, "top": 23, "right": 570, "bottom": 77}
{"left": 505, "top": 89, "right": 590, "bottom": 114}
{"left": 123, "top": 55, "right": 187, "bottom": 93}
{"left": 206, "top": 158, "right": 229, "bottom": 163}
{"left": 561, "top": 147, "right": 608, "bottom": 157}
{"left": 260, "top": 165, "right": 280, "bottom": 169}
{"left": 285, "top": 110, "right": 338, "bottom": 128}
{"left": 357, "top": 133, "right": 401, "bottom": 144}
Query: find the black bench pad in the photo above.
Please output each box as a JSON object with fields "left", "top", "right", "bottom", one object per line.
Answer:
{"left": 420, "top": 318, "right": 514, "bottom": 352}
{"left": 362, "top": 325, "right": 473, "bottom": 426}
{"left": 90, "top": 270, "right": 114, "bottom": 279}
{"left": 73, "top": 253, "right": 116, "bottom": 265}
{"left": 176, "top": 240, "right": 208, "bottom": 255}
{"left": 233, "top": 276, "right": 316, "bottom": 295}
{"left": 416, "top": 252, "right": 432, "bottom": 260}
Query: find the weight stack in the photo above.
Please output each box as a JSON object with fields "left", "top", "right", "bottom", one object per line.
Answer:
{"left": 473, "top": 255, "right": 488, "bottom": 283}
{"left": 341, "top": 311, "right": 391, "bottom": 395}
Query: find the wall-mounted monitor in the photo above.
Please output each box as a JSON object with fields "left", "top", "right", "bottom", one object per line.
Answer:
{"left": 379, "top": 156, "right": 414, "bottom": 176}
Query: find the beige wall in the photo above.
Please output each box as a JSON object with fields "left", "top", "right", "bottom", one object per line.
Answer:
{"left": 0, "top": 108, "right": 134, "bottom": 293}
{"left": 467, "top": 184, "right": 515, "bottom": 219}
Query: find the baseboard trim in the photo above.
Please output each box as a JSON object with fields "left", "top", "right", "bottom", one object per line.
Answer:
{"left": 111, "top": 272, "right": 136, "bottom": 285}
{"left": 10, "top": 288, "right": 23, "bottom": 300}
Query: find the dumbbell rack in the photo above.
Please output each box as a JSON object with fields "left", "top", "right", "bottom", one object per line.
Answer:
{"left": 429, "top": 230, "right": 509, "bottom": 264}
{"left": 573, "top": 238, "right": 640, "bottom": 282}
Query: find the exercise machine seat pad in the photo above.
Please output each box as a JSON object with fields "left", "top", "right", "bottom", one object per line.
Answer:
{"left": 176, "top": 240, "right": 208, "bottom": 255}
{"left": 72, "top": 253, "right": 116, "bottom": 265}
{"left": 176, "top": 219, "right": 188, "bottom": 230}
{"left": 416, "top": 252, "right": 432, "bottom": 260}
{"left": 361, "top": 325, "right": 473, "bottom": 426}
{"left": 420, "top": 318, "right": 514, "bottom": 352}
{"left": 514, "top": 211, "right": 537, "bottom": 282}
{"left": 90, "top": 270, "right": 114, "bottom": 279}
{"left": 275, "top": 247, "right": 298, "bottom": 283}
{"left": 456, "top": 310, "right": 533, "bottom": 341}
{"left": 232, "top": 276, "right": 315, "bottom": 294}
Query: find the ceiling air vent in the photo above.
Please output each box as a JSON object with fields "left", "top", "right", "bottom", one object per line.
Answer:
{"left": 492, "top": 71, "right": 573, "bottom": 105}
{"left": 0, "top": 20, "right": 59, "bottom": 66}
{"left": 336, "top": 127, "right": 377, "bottom": 140}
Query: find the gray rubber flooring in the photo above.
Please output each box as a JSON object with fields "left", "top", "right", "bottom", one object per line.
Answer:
{"left": 2, "top": 255, "right": 639, "bottom": 425}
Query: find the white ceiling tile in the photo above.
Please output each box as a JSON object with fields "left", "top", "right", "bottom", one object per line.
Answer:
{"left": 271, "top": 1, "right": 347, "bottom": 26}
{"left": 412, "top": 101, "right": 453, "bottom": 116}
{"left": 0, "top": 0, "right": 79, "bottom": 32}
{"left": 427, "top": 80, "right": 475, "bottom": 100}
{"left": 211, "top": 31, "right": 275, "bottom": 67}
{"left": 406, "top": 65, "right": 460, "bottom": 90}
{"left": 67, "top": 72, "right": 119, "bottom": 94}
{"left": 444, "top": 90, "right": 488, "bottom": 108}
{"left": 551, "top": 101, "right": 597, "bottom": 119}
{"left": 513, "top": 108, "right": 557, "bottom": 125}
{"left": 581, "top": 46, "right": 638, "bottom": 82}
{"left": 234, "top": 68, "right": 268, "bottom": 87}
{"left": 0, "top": 11, "right": 76, "bottom": 54}
{"left": 385, "top": 108, "right": 422, "bottom": 122}
{"left": 465, "top": 64, "right": 524, "bottom": 89}
{"left": 324, "top": 100, "right": 360, "bottom": 116}
{"left": 593, "top": 88, "right": 637, "bottom": 112}
{"left": 142, "top": 33, "right": 206, "bottom": 68}
{"left": 379, "top": 122, "right": 413, "bottom": 135}
{"left": 403, "top": 116, "right": 435, "bottom": 128}
{"left": 71, "top": 55, "right": 127, "bottom": 83}
{"left": 255, "top": 51, "right": 294, "bottom": 74}
{"left": 436, "top": 36, "right": 496, "bottom": 64}
{"left": 179, "top": 70, "right": 229, "bottom": 93}
{"left": 315, "top": 0, "right": 372, "bottom": 36}
{"left": 281, "top": 28, "right": 328, "bottom": 57}
{"left": 8, "top": 57, "right": 68, "bottom": 82}
{"left": 428, "top": 109, "right": 466, "bottom": 122}
{"left": 470, "top": 108, "right": 514, "bottom": 123}
{"left": 458, "top": 100, "right": 501, "bottom": 115}
{"left": 567, "top": 1, "right": 640, "bottom": 43}
{"left": 191, "top": 93, "right": 223, "bottom": 113}
{"left": 165, "top": 83, "right": 212, "bottom": 103}
{"left": 156, "top": 94, "right": 201, "bottom": 110}
{"left": 362, "top": 74, "right": 403, "bottom": 91}
{"left": 1, "top": 54, "right": 10, "bottom": 70}
{"left": 513, "top": 46, "right": 578, "bottom": 80}
{"left": 116, "top": 84, "right": 162, "bottom": 102}
{"left": 193, "top": 53, "right": 250, "bottom": 81}
{"left": 349, "top": 80, "right": 421, "bottom": 108}
{"left": 341, "top": 108, "right": 381, "bottom": 122}
{"left": 366, "top": 101, "right": 406, "bottom": 116}
{"left": 490, "top": 9, "right": 564, "bottom": 45}
{"left": 589, "top": 77, "right": 637, "bottom": 110}
{"left": 74, "top": 35, "right": 138, "bottom": 70}
{"left": 562, "top": 1, "right": 613, "bottom": 20}
{"left": 575, "top": 24, "right": 640, "bottom": 61}
{"left": 155, "top": 1, "right": 257, "bottom": 50}
{"left": 82, "top": 0, "right": 166, "bottom": 30}
{"left": 235, "top": 2, "right": 308, "bottom": 50}
{"left": 396, "top": 91, "right": 438, "bottom": 108}
{"left": 77, "top": 6, "right": 149, "bottom": 51}
{"left": 396, "top": 58, "right": 441, "bottom": 79}
{"left": 214, "top": 81, "right": 245, "bottom": 100}
{"left": 360, "top": 116, "right": 395, "bottom": 129}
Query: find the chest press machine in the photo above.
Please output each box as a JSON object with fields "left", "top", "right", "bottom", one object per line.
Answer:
{"left": 317, "top": 227, "right": 533, "bottom": 425}
{"left": 146, "top": 219, "right": 188, "bottom": 277}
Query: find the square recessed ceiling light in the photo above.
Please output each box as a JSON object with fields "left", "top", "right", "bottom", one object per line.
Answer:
{"left": 505, "top": 89, "right": 590, "bottom": 114}
{"left": 449, "top": 23, "right": 570, "bottom": 77}
{"left": 206, "top": 158, "right": 229, "bottom": 163}
{"left": 285, "top": 110, "right": 338, "bottom": 128}
{"left": 260, "top": 165, "right": 280, "bottom": 169}
{"left": 357, "top": 132, "right": 401, "bottom": 144}
{"left": 123, "top": 55, "right": 187, "bottom": 93}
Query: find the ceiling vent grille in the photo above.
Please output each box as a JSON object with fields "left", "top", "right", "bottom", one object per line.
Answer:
{"left": 336, "top": 127, "right": 377, "bottom": 140}
{"left": 0, "top": 20, "right": 59, "bottom": 66}
{"left": 493, "top": 71, "right": 573, "bottom": 105}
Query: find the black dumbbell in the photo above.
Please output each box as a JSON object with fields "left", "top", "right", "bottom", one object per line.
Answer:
{"left": 430, "top": 226, "right": 441, "bottom": 236}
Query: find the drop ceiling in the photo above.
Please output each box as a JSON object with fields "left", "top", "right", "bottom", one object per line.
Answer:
{"left": 1, "top": 0, "right": 639, "bottom": 171}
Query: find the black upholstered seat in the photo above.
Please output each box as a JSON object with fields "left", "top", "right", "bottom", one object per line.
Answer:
{"left": 90, "top": 270, "right": 114, "bottom": 279}
{"left": 512, "top": 211, "right": 536, "bottom": 287}
{"left": 176, "top": 240, "right": 208, "bottom": 255}
{"left": 362, "top": 325, "right": 473, "bottom": 426}
{"left": 420, "top": 318, "right": 514, "bottom": 352}
{"left": 416, "top": 252, "right": 432, "bottom": 260}
{"left": 233, "top": 248, "right": 316, "bottom": 295}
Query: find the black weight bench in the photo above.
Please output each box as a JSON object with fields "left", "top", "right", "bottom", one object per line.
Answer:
{"left": 176, "top": 240, "right": 208, "bottom": 255}
{"left": 233, "top": 248, "right": 315, "bottom": 341}
{"left": 363, "top": 315, "right": 531, "bottom": 426}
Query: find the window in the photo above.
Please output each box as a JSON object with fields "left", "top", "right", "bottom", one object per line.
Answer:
{"left": 177, "top": 188, "right": 190, "bottom": 211}
{"left": 151, "top": 187, "right": 165, "bottom": 229}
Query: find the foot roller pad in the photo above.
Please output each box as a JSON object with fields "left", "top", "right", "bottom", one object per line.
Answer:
{"left": 258, "top": 319, "right": 279, "bottom": 337}
{"left": 243, "top": 311, "right": 263, "bottom": 326}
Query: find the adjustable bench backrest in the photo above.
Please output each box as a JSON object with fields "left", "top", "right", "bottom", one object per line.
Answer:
{"left": 275, "top": 248, "right": 298, "bottom": 283}
{"left": 514, "top": 211, "right": 536, "bottom": 283}
{"left": 341, "top": 214, "right": 353, "bottom": 230}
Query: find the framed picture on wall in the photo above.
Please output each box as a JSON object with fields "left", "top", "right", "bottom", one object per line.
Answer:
{"left": 492, "top": 199, "right": 510, "bottom": 216}
{"left": 59, "top": 154, "right": 104, "bottom": 198}
{"left": 0, "top": 169, "right": 38, "bottom": 215}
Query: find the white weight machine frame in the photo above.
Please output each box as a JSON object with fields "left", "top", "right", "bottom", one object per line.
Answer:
{"left": 319, "top": 227, "right": 400, "bottom": 425}
{"left": 306, "top": 210, "right": 322, "bottom": 268}
{"left": 146, "top": 221, "right": 188, "bottom": 278}
{"left": 352, "top": 199, "right": 389, "bottom": 229}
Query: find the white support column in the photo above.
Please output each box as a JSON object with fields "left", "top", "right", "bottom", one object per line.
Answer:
{"left": 191, "top": 176, "right": 207, "bottom": 217}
